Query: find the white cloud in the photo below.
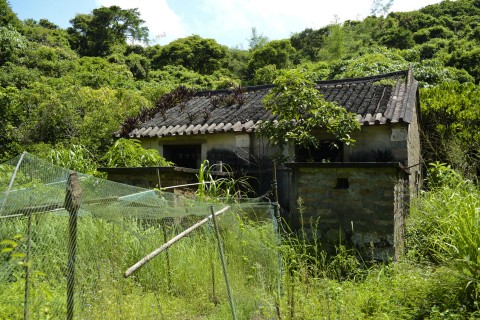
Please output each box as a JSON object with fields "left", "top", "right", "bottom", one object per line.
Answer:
{"left": 95, "top": 0, "right": 443, "bottom": 48}
{"left": 95, "top": 0, "right": 186, "bottom": 44}
{"left": 390, "top": 0, "right": 442, "bottom": 13}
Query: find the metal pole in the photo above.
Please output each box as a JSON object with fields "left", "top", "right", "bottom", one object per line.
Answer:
{"left": 210, "top": 206, "right": 237, "bottom": 320}
{"left": 272, "top": 160, "right": 283, "bottom": 319}
{"left": 0, "top": 151, "right": 26, "bottom": 215}
{"left": 65, "top": 172, "right": 82, "bottom": 320}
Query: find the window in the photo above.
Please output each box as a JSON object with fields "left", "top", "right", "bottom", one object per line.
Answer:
{"left": 335, "top": 178, "right": 349, "bottom": 189}
{"left": 163, "top": 144, "right": 201, "bottom": 168}
{"left": 295, "top": 140, "right": 343, "bottom": 162}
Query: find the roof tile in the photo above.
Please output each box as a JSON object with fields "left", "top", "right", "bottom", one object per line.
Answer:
{"left": 131, "top": 70, "right": 418, "bottom": 138}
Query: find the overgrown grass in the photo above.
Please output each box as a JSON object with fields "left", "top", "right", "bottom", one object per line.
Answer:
{"left": 1, "top": 164, "right": 479, "bottom": 319}
{"left": 0, "top": 208, "right": 280, "bottom": 319}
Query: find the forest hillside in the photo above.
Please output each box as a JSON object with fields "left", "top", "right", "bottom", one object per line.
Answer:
{"left": 0, "top": 0, "right": 479, "bottom": 177}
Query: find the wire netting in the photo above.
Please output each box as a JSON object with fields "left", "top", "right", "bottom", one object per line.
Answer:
{"left": 0, "top": 152, "right": 281, "bottom": 319}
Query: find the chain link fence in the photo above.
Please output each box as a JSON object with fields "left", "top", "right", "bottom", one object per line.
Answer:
{"left": 0, "top": 152, "right": 281, "bottom": 319}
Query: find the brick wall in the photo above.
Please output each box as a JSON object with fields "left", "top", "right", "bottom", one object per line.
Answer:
{"left": 286, "top": 162, "right": 409, "bottom": 260}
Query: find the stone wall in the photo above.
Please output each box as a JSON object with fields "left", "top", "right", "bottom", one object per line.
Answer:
{"left": 97, "top": 166, "right": 227, "bottom": 191}
{"left": 286, "top": 162, "right": 409, "bottom": 260}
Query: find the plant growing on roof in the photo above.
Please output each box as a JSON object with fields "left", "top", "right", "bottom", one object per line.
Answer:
{"left": 119, "top": 86, "right": 196, "bottom": 137}
{"left": 258, "top": 69, "right": 360, "bottom": 151}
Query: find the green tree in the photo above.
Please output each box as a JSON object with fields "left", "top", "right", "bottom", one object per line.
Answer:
{"left": 0, "top": 0, "right": 21, "bottom": 29}
{"left": 318, "top": 22, "right": 359, "bottom": 61}
{"left": 68, "top": 6, "right": 149, "bottom": 57}
{"left": 259, "top": 70, "right": 359, "bottom": 151}
{"left": 248, "top": 27, "right": 269, "bottom": 50}
{"left": 247, "top": 39, "right": 296, "bottom": 75}
{"left": 421, "top": 81, "right": 480, "bottom": 178}
{"left": 0, "top": 26, "right": 26, "bottom": 65}
{"left": 21, "top": 18, "right": 71, "bottom": 48}
{"left": 290, "top": 27, "right": 327, "bottom": 61}
{"left": 0, "top": 86, "right": 24, "bottom": 160}
{"left": 70, "top": 56, "right": 135, "bottom": 89}
{"left": 152, "top": 35, "right": 227, "bottom": 75}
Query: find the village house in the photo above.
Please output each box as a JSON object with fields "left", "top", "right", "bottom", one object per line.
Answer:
{"left": 121, "top": 68, "right": 421, "bottom": 259}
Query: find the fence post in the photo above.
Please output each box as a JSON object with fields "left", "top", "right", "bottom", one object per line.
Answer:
{"left": 210, "top": 206, "right": 237, "bottom": 320}
{"left": 64, "top": 172, "right": 82, "bottom": 320}
{"left": 23, "top": 210, "right": 33, "bottom": 320}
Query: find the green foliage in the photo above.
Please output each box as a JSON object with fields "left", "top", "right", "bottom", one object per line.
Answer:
{"left": 408, "top": 165, "right": 480, "bottom": 305}
{"left": 248, "top": 39, "right": 296, "bottom": 74}
{"left": 448, "top": 46, "right": 480, "bottom": 83}
{"left": 380, "top": 26, "right": 416, "bottom": 49}
{"left": 252, "top": 64, "right": 278, "bottom": 85}
{"left": 72, "top": 56, "right": 135, "bottom": 89}
{"left": 152, "top": 35, "right": 227, "bottom": 75}
{"left": 420, "top": 81, "right": 480, "bottom": 178}
{"left": 329, "top": 46, "right": 408, "bottom": 79}
{"left": 43, "top": 144, "right": 100, "bottom": 175}
{"left": 0, "top": 0, "right": 21, "bottom": 29}
{"left": 102, "top": 138, "right": 173, "bottom": 167}
{"left": 21, "top": 18, "right": 70, "bottom": 48}
{"left": 0, "top": 26, "right": 27, "bottom": 65}
{"left": 318, "top": 22, "right": 360, "bottom": 61}
{"left": 149, "top": 65, "right": 216, "bottom": 89}
{"left": 248, "top": 27, "right": 269, "bottom": 50}
{"left": 259, "top": 70, "right": 360, "bottom": 150}
{"left": 196, "top": 160, "right": 252, "bottom": 202}
{"left": 20, "top": 43, "right": 77, "bottom": 78}
{"left": 67, "top": 6, "right": 149, "bottom": 57}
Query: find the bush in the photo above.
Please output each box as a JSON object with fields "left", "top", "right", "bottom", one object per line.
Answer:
{"left": 407, "top": 163, "right": 480, "bottom": 309}
{"left": 102, "top": 138, "right": 173, "bottom": 167}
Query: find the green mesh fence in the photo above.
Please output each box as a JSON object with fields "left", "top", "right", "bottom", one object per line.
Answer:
{"left": 0, "top": 152, "right": 281, "bottom": 319}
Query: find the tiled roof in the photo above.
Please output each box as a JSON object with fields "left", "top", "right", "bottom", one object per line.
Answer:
{"left": 129, "top": 69, "right": 418, "bottom": 138}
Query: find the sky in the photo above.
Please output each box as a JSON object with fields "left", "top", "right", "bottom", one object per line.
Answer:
{"left": 9, "top": 0, "right": 444, "bottom": 48}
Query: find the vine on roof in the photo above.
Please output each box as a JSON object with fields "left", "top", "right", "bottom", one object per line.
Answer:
{"left": 119, "top": 86, "right": 196, "bottom": 137}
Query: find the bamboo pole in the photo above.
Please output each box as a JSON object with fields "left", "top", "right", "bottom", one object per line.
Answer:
{"left": 124, "top": 206, "right": 230, "bottom": 278}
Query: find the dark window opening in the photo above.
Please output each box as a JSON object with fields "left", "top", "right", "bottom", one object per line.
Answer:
{"left": 206, "top": 148, "right": 247, "bottom": 170}
{"left": 336, "top": 178, "right": 349, "bottom": 189}
{"left": 296, "top": 140, "right": 343, "bottom": 162}
{"left": 163, "top": 144, "right": 201, "bottom": 168}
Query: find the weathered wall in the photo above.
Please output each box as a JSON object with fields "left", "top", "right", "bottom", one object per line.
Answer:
{"left": 141, "top": 133, "right": 251, "bottom": 168}
{"left": 97, "top": 166, "right": 225, "bottom": 190}
{"left": 407, "top": 97, "right": 422, "bottom": 194}
{"left": 287, "top": 162, "right": 408, "bottom": 260}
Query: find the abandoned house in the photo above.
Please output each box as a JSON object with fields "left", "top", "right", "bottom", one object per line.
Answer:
{"left": 120, "top": 68, "right": 421, "bottom": 259}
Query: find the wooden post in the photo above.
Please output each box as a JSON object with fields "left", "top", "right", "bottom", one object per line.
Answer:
{"left": 64, "top": 172, "right": 82, "bottom": 320}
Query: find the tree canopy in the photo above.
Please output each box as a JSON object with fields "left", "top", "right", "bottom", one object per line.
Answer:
{"left": 259, "top": 70, "right": 359, "bottom": 151}
{"left": 1, "top": 0, "right": 480, "bottom": 177}
{"left": 67, "top": 6, "right": 149, "bottom": 57}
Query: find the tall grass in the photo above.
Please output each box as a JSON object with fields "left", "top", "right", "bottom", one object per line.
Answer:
{"left": 2, "top": 162, "right": 480, "bottom": 319}
{"left": 407, "top": 163, "right": 480, "bottom": 309}
{"left": 0, "top": 208, "right": 280, "bottom": 319}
